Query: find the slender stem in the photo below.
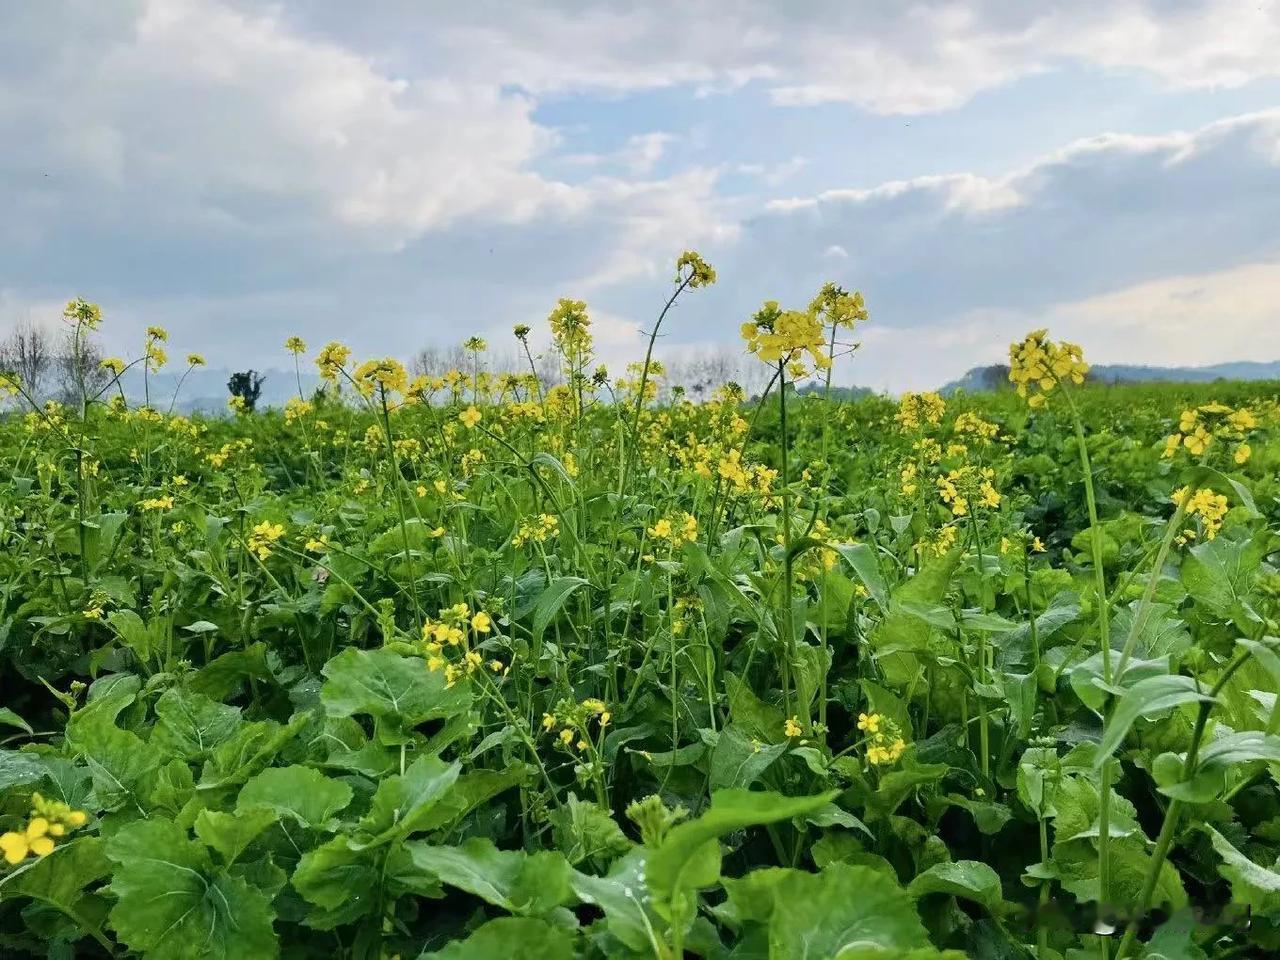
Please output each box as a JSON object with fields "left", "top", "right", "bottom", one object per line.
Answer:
{"left": 1115, "top": 649, "right": 1252, "bottom": 959}
{"left": 1065, "top": 390, "right": 1113, "bottom": 929}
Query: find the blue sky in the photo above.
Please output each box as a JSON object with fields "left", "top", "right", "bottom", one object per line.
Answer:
{"left": 2, "top": 0, "right": 1280, "bottom": 390}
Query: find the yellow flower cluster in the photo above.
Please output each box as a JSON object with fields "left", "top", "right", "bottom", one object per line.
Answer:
{"left": 895, "top": 391, "right": 946, "bottom": 430}
{"left": 1163, "top": 403, "right": 1255, "bottom": 463}
{"left": 952, "top": 410, "right": 999, "bottom": 442}
{"left": 247, "top": 520, "right": 285, "bottom": 560}
{"left": 459, "top": 406, "right": 482, "bottom": 429}
{"left": 422, "top": 604, "right": 500, "bottom": 686}
{"left": 675, "top": 250, "right": 717, "bottom": 288}
{"left": 140, "top": 495, "right": 175, "bottom": 511}
{"left": 1008, "top": 329, "right": 1089, "bottom": 408}
{"left": 857, "top": 712, "right": 908, "bottom": 765}
{"left": 513, "top": 513, "right": 559, "bottom": 547}
{"left": 741, "top": 301, "right": 830, "bottom": 377}
{"left": 1173, "top": 486, "right": 1230, "bottom": 545}
{"left": 808, "top": 282, "right": 868, "bottom": 330}
{"left": 936, "top": 465, "right": 1000, "bottom": 517}
{"left": 543, "top": 697, "right": 611, "bottom": 752}
{"left": 284, "top": 396, "right": 313, "bottom": 423}
{"left": 649, "top": 512, "right": 698, "bottom": 545}
{"left": 285, "top": 335, "right": 307, "bottom": 354}
{"left": 353, "top": 358, "right": 408, "bottom": 398}
{"left": 548, "top": 298, "right": 592, "bottom": 355}
{"left": 316, "top": 342, "right": 352, "bottom": 382}
{"left": 1, "top": 794, "right": 88, "bottom": 865}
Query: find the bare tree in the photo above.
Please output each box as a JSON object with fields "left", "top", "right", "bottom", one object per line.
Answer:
{"left": 0, "top": 318, "right": 53, "bottom": 400}
{"left": 54, "top": 326, "right": 111, "bottom": 408}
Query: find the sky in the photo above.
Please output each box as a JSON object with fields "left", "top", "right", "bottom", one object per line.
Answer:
{"left": 2, "top": 0, "right": 1280, "bottom": 391}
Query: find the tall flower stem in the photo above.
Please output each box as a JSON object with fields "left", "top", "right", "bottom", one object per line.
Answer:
{"left": 1064, "top": 390, "right": 1113, "bottom": 937}
{"left": 777, "top": 361, "right": 796, "bottom": 718}
{"left": 378, "top": 386, "right": 423, "bottom": 634}
{"left": 1114, "top": 647, "right": 1251, "bottom": 959}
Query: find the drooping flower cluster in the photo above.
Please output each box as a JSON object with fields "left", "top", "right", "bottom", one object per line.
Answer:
{"left": 1, "top": 794, "right": 88, "bottom": 865}
{"left": 1008, "top": 329, "right": 1089, "bottom": 408}
{"left": 936, "top": 465, "right": 1001, "bottom": 517}
{"left": 247, "top": 520, "right": 285, "bottom": 560}
{"left": 1172, "top": 486, "right": 1230, "bottom": 545}
{"left": 741, "top": 300, "right": 830, "bottom": 377}
{"left": 542, "top": 697, "right": 611, "bottom": 753}
{"left": 1163, "top": 402, "right": 1255, "bottom": 464}
{"left": 421, "top": 603, "right": 502, "bottom": 686}
{"left": 513, "top": 513, "right": 559, "bottom": 547}
{"left": 648, "top": 511, "right": 698, "bottom": 546}
{"left": 858, "top": 712, "right": 908, "bottom": 766}
{"left": 353, "top": 358, "right": 408, "bottom": 399}
{"left": 895, "top": 391, "right": 946, "bottom": 430}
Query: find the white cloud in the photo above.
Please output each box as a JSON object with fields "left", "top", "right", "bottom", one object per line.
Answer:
{"left": 299, "top": 0, "right": 1280, "bottom": 115}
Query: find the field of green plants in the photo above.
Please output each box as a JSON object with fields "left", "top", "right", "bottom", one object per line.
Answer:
{"left": 2, "top": 260, "right": 1280, "bottom": 959}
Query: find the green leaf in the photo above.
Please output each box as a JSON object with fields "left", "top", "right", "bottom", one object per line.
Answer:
{"left": 198, "top": 715, "right": 308, "bottom": 791}
{"left": 416, "top": 917, "right": 575, "bottom": 960}
{"left": 194, "top": 808, "right": 279, "bottom": 865}
{"left": 359, "top": 754, "right": 461, "bottom": 844}
{"left": 833, "top": 542, "right": 889, "bottom": 611}
{"left": 0, "top": 707, "right": 33, "bottom": 735}
{"left": 106, "top": 818, "right": 278, "bottom": 960}
{"left": 569, "top": 848, "right": 661, "bottom": 954}
{"left": 65, "top": 687, "right": 161, "bottom": 812}
{"left": 767, "top": 863, "right": 929, "bottom": 958}
{"left": 548, "top": 794, "right": 632, "bottom": 867}
{"left": 1096, "top": 675, "right": 1215, "bottom": 765}
{"left": 646, "top": 788, "right": 837, "bottom": 935}
{"left": 531, "top": 577, "right": 590, "bottom": 644}
{"left": 320, "top": 647, "right": 472, "bottom": 744}
{"left": 709, "top": 725, "right": 788, "bottom": 790}
{"left": 0, "top": 749, "right": 46, "bottom": 791}
{"left": 152, "top": 688, "right": 243, "bottom": 761}
{"left": 394, "top": 838, "right": 573, "bottom": 916}
{"left": 907, "top": 860, "right": 1005, "bottom": 913}
{"left": 290, "top": 836, "right": 380, "bottom": 926}
{"left": 0, "top": 837, "right": 112, "bottom": 949}
{"left": 237, "top": 765, "right": 353, "bottom": 830}
{"left": 1204, "top": 825, "right": 1280, "bottom": 914}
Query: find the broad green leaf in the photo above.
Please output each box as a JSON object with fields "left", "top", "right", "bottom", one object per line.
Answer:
{"left": 907, "top": 860, "right": 1005, "bottom": 913}
{"left": 320, "top": 647, "right": 472, "bottom": 744}
{"left": 409, "top": 763, "right": 528, "bottom": 834}
{"left": 1096, "top": 675, "right": 1215, "bottom": 764}
{"left": 531, "top": 576, "right": 590, "bottom": 644}
{"left": 106, "top": 818, "right": 278, "bottom": 960}
{"left": 646, "top": 788, "right": 837, "bottom": 934}
{"left": 0, "top": 837, "right": 112, "bottom": 949}
{"left": 290, "top": 836, "right": 380, "bottom": 926}
{"left": 394, "top": 838, "right": 573, "bottom": 916}
{"left": 198, "top": 715, "right": 308, "bottom": 791}
{"left": 549, "top": 794, "right": 632, "bottom": 867}
{"left": 237, "top": 765, "right": 353, "bottom": 829}
{"left": 767, "top": 863, "right": 929, "bottom": 958}
{"left": 152, "top": 688, "right": 243, "bottom": 760}
{"left": 569, "top": 848, "right": 661, "bottom": 954}
{"left": 709, "top": 724, "right": 788, "bottom": 790}
{"left": 0, "top": 749, "right": 46, "bottom": 791}
{"left": 1204, "top": 826, "right": 1280, "bottom": 915}
{"left": 416, "top": 917, "right": 575, "bottom": 960}
{"left": 833, "top": 541, "right": 889, "bottom": 611}
{"left": 65, "top": 688, "right": 161, "bottom": 812}
{"left": 359, "top": 754, "right": 461, "bottom": 844}
{"left": 194, "top": 807, "right": 278, "bottom": 865}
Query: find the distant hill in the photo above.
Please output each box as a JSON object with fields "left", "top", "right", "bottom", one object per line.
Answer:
{"left": 940, "top": 360, "right": 1280, "bottom": 395}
